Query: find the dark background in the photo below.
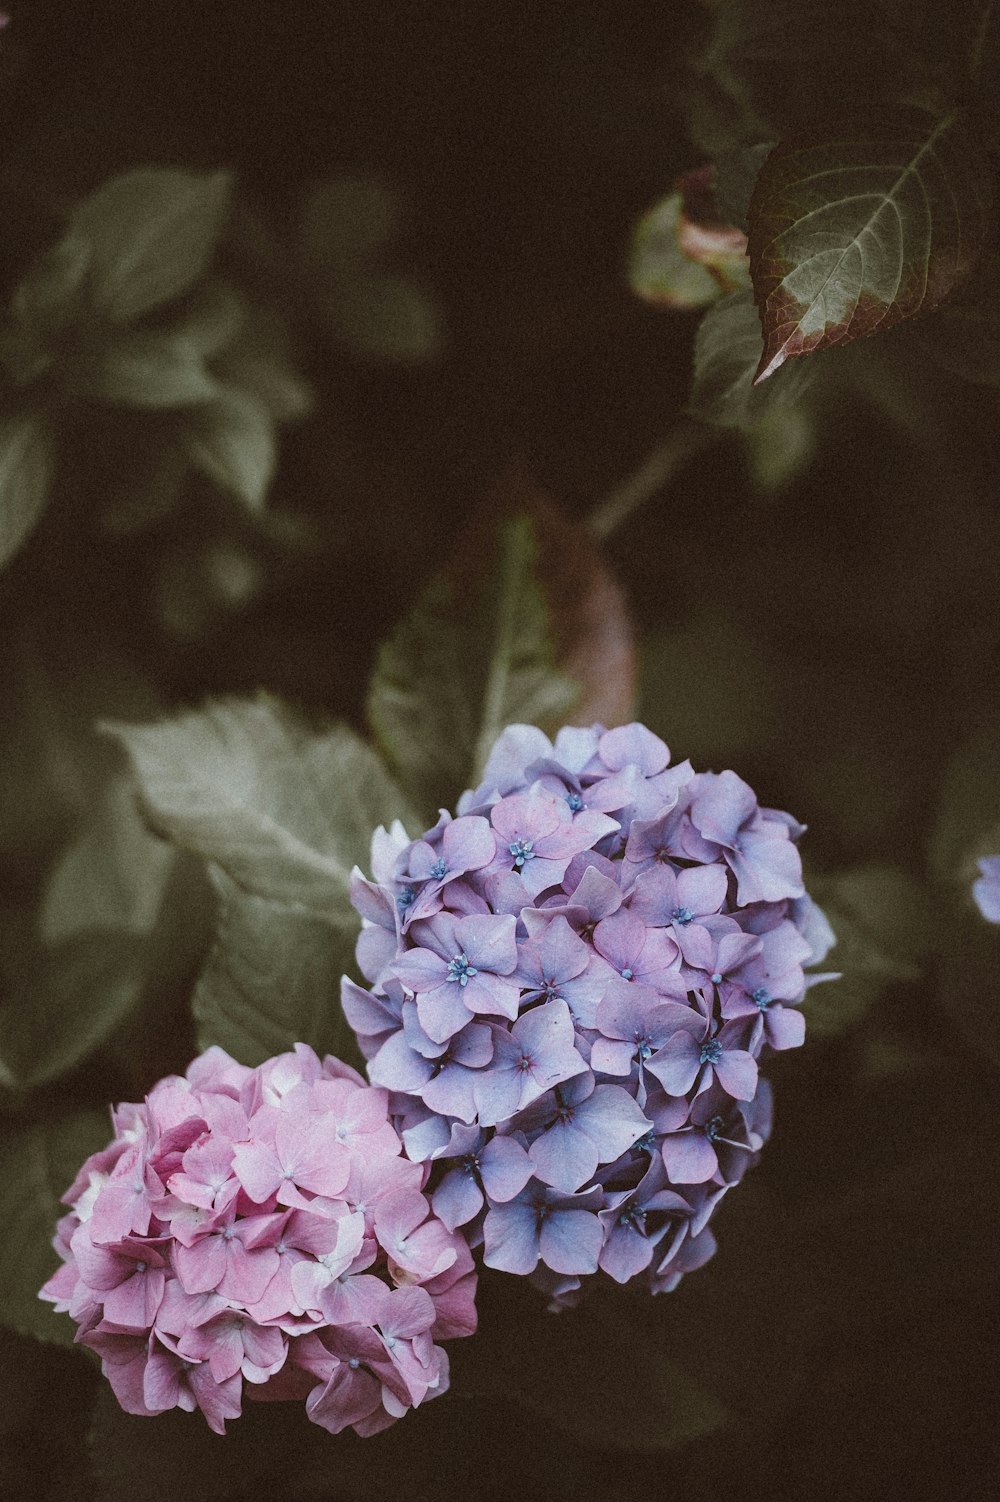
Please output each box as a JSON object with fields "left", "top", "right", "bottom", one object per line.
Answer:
{"left": 1, "top": 4, "right": 997, "bottom": 1499}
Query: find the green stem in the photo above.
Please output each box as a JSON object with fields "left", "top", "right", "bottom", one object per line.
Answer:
{"left": 586, "top": 419, "right": 711, "bottom": 541}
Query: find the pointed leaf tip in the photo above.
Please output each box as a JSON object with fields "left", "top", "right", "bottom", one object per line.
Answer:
{"left": 747, "top": 113, "right": 993, "bottom": 377}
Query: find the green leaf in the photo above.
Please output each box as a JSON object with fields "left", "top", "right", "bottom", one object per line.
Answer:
{"left": 629, "top": 193, "right": 728, "bottom": 310}
{"left": 458, "top": 1278, "right": 726, "bottom": 1452}
{"left": 64, "top": 331, "right": 218, "bottom": 409}
{"left": 747, "top": 112, "right": 993, "bottom": 383}
{"left": 300, "top": 177, "right": 442, "bottom": 364}
{"left": 689, "top": 289, "right": 816, "bottom": 430}
{"left": 107, "top": 698, "right": 417, "bottom": 913}
{"left": 0, "top": 235, "right": 93, "bottom": 386}
{"left": 300, "top": 178, "right": 401, "bottom": 264}
{"left": 929, "top": 725, "right": 1000, "bottom": 885}
{"left": 0, "top": 410, "right": 57, "bottom": 569}
{"left": 0, "top": 931, "right": 148, "bottom": 1088}
{"left": 743, "top": 400, "right": 816, "bottom": 492}
{"left": 0, "top": 1111, "right": 110, "bottom": 1344}
{"left": 712, "top": 142, "right": 775, "bottom": 233}
{"left": 182, "top": 385, "right": 275, "bottom": 512}
{"left": 69, "top": 168, "right": 233, "bottom": 325}
{"left": 325, "top": 273, "right": 442, "bottom": 363}
{"left": 368, "top": 514, "right": 579, "bottom": 819}
{"left": 896, "top": 254, "right": 1000, "bottom": 385}
{"left": 802, "top": 866, "right": 933, "bottom": 1038}
{"left": 192, "top": 869, "right": 362, "bottom": 1068}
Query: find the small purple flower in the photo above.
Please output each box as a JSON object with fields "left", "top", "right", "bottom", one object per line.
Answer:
{"left": 473, "top": 1000, "right": 588, "bottom": 1127}
{"left": 482, "top": 1183, "right": 605, "bottom": 1276}
{"left": 391, "top": 912, "right": 520, "bottom": 1043}
{"left": 487, "top": 792, "right": 618, "bottom": 898}
{"left": 647, "top": 1017, "right": 758, "bottom": 1102}
{"left": 513, "top": 1073, "right": 651, "bottom": 1192}
{"left": 512, "top": 914, "right": 616, "bottom": 1028}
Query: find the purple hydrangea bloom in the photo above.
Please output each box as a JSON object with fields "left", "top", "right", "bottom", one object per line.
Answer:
{"left": 39, "top": 1044, "right": 477, "bottom": 1436}
{"left": 345, "top": 721, "right": 830, "bottom": 1306}
{"left": 973, "top": 856, "right": 1000, "bottom": 923}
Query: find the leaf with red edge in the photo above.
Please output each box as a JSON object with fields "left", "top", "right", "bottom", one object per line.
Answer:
{"left": 368, "top": 468, "right": 637, "bottom": 820}
{"left": 748, "top": 111, "right": 993, "bottom": 384}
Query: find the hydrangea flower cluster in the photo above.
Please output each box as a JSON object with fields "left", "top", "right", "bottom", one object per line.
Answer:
{"left": 39, "top": 1045, "right": 476, "bottom": 1435}
{"left": 344, "top": 722, "right": 834, "bottom": 1307}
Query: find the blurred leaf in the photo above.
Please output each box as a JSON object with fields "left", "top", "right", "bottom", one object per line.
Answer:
{"left": 212, "top": 306, "right": 314, "bottom": 422}
{"left": 69, "top": 168, "right": 233, "bottom": 326}
{"left": 64, "top": 331, "right": 218, "bottom": 409}
{"left": 629, "top": 193, "right": 728, "bottom": 310}
{"left": 172, "top": 278, "right": 248, "bottom": 357}
{"left": 0, "top": 235, "right": 92, "bottom": 385}
{"left": 192, "top": 868, "right": 362, "bottom": 1069}
{"left": 747, "top": 113, "right": 992, "bottom": 383}
{"left": 743, "top": 400, "right": 816, "bottom": 491}
{"left": 300, "top": 178, "right": 401, "bottom": 264}
{"left": 929, "top": 725, "right": 1000, "bottom": 885}
{"left": 711, "top": 142, "right": 774, "bottom": 232}
{"left": 689, "top": 289, "right": 816, "bottom": 430}
{"left": 0, "top": 410, "right": 57, "bottom": 569}
{"left": 369, "top": 511, "right": 584, "bottom": 819}
{"left": 0, "top": 1110, "right": 110, "bottom": 1344}
{"left": 803, "top": 865, "right": 933, "bottom": 1038}
{"left": 0, "top": 745, "right": 210, "bottom": 1090}
{"left": 107, "top": 698, "right": 417, "bottom": 913}
{"left": 325, "top": 273, "right": 442, "bottom": 363}
{"left": 182, "top": 385, "right": 275, "bottom": 512}
{"left": 640, "top": 607, "right": 777, "bottom": 767}
{"left": 300, "top": 177, "right": 442, "bottom": 364}
{"left": 459, "top": 1277, "right": 726, "bottom": 1452}
{"left": 897, "top": 255, "right": 1000, "bottom": 385}
{"left": 0, "top": 931, "right": 147, "bottom": 1088}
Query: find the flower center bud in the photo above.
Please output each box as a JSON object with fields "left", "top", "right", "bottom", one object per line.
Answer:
{"left": 508, "top": 839, "right": 535, "bottom": 868}
{"left": 751, "top": 987, "right": 772, "bottom": 1010}
{"left": 700, "top": 1039, "right": 723, "bottom": 1066}
{"left": 429, "top": 858, "right": 448, "bottom": 880}
{"left": 446, "top": 953, "right": 478, "bottom": 986}
{"left": 672, "top": 906, "right": 694, "bottom": 925}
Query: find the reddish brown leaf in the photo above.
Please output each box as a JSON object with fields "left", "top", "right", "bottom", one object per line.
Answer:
{"left": 747, "top": 112, "right": 993, "bottom": 384}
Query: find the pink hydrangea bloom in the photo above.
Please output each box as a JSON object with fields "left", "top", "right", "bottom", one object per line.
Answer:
{"left": 39, "top": 1044, "right": 477, "bottom": 1436}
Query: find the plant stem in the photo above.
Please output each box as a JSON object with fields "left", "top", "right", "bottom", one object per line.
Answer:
{"left": 586, "top": 419, "right": 711, "bottom": 541}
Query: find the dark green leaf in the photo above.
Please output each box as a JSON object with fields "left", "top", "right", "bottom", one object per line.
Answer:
{"left": 929, "top": 725, "right": 1000, "bottom": 885}
{"left": 802, "top": 866, "right": 933, "bottom": 1038}
{"left": 192, "top": 868, "right": 363, "bottom": 1069}
{"left": 459, "top": 1277, "right": 726, "bottom": 1452}
{"left": 182, "top": 385, "right": 275, "bottom": 512}
{"left": 300, "top": 178, "right": 401, "bottom": 265}
{"left": 107, "top": 698, "right": 418, "bottom": 913}
{"left": 0, "top": 930, "right": 148, "bottom": 1088}
{"left": 689, "top": 289, "right": 816, "bottom": 430}
{"left": 712, "top": 142, "right": 775, "bottom": 233}
{"left": 896, "top": 255, "right": 1000, "bottom": 384}
{"left": 324, "top": 273, "right": 442, "bottom": 363}
{"left": 0, "top": 410, "right": 57, "bottom": 569}
{"left": 65, "top": 331, "right": 218, "bottom": 409}
{"left": 368, "top": 513, "right": 581, "bottom": 819}
{"left": 747, "top": 113, "right": 992, "bottom": 383}
{"left": 0, "top": 1111, "right": 110, "bottom": 1344}
{"left": 69, "top": 168, "right": 233, "bottom": 325}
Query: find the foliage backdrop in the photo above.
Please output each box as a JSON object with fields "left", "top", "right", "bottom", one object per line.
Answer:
{"left": 1, "top": 4, "right": 998, "bottom": 1499}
